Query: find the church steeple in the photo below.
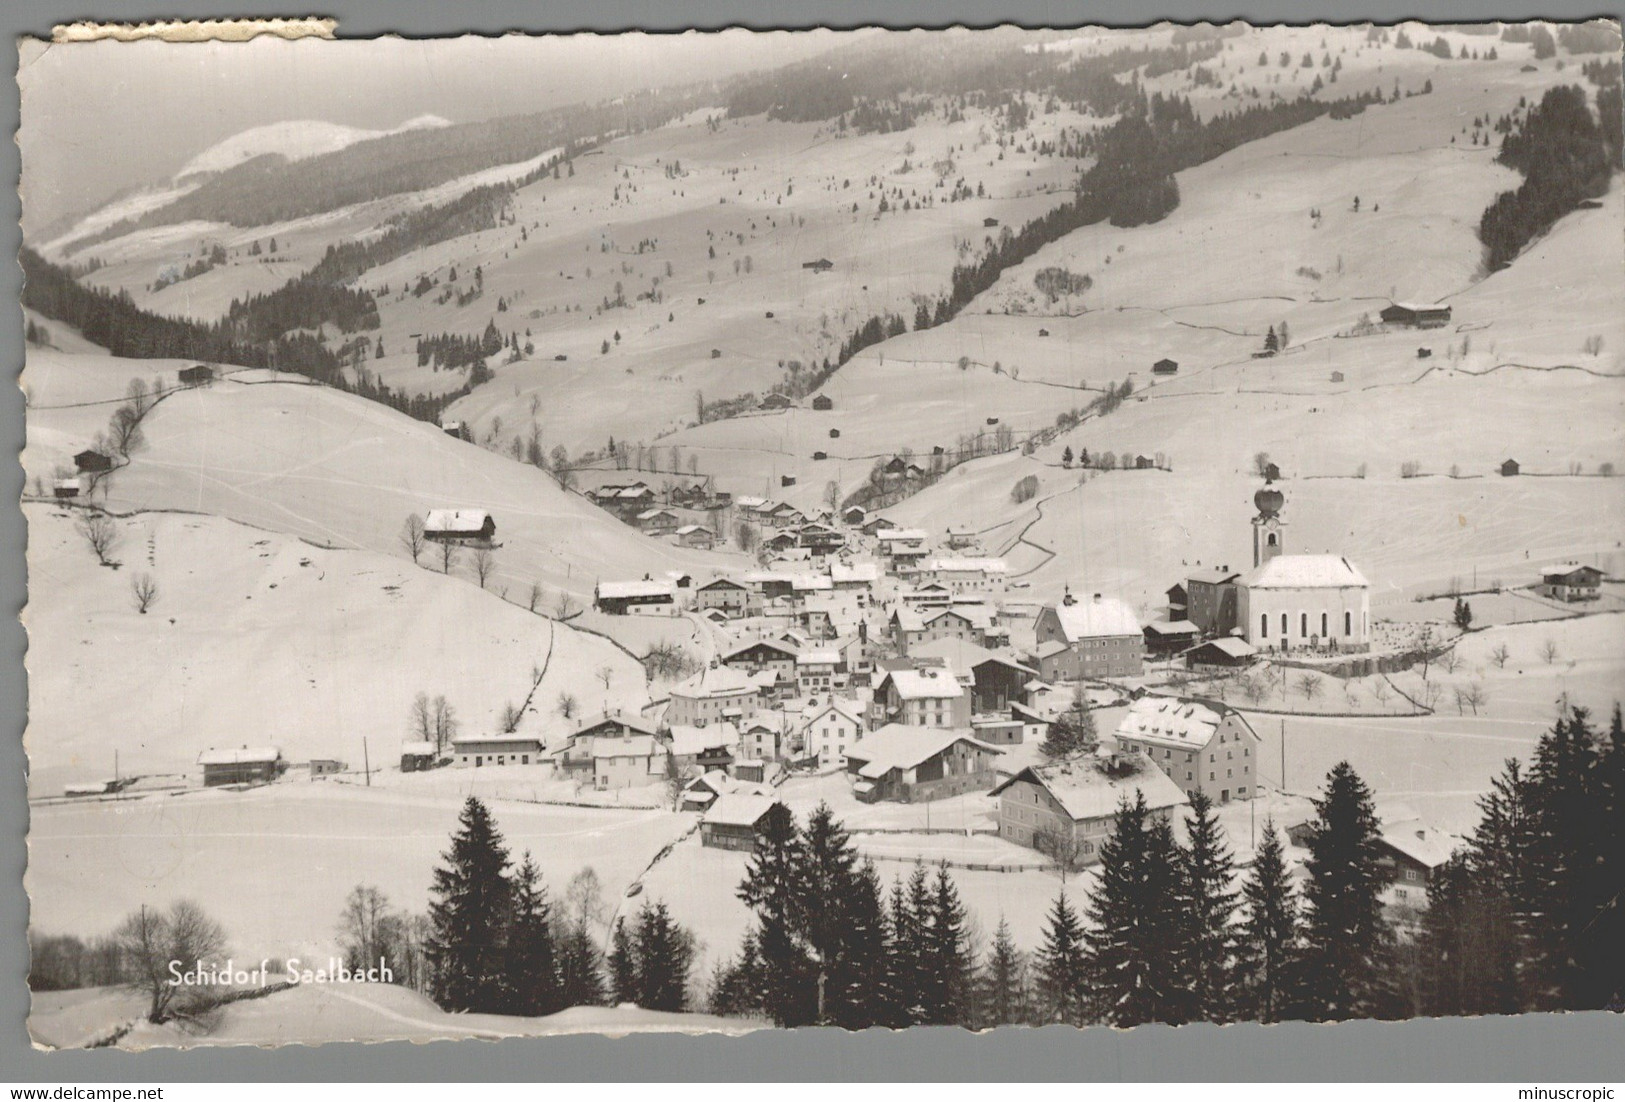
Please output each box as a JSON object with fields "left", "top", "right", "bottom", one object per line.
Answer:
{"left": 1252, "top": 478, "right": 1286, "bottom": 567}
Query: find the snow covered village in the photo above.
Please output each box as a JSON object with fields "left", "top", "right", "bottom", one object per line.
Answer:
{"left": 15, "top": 20, "right": 1625, "bottom": 1048}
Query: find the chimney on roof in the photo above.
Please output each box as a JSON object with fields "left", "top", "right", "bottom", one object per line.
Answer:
{"left": 1092, "top": 593, "right": 1102, "bottom": 602}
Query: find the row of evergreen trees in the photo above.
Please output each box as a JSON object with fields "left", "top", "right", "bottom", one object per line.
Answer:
{"left": 1478, "top": 84, "right": 1620, "bottom": 271}
{"left": 423, "top": 798, "right": 607, "bottom": 1015}
{"left": 418, "top": 706, "right": 1619, "bottom": 1028}
{"left": 1416, "top": 705, "right": 1623, "bottom": 1015}
{"left": 21, "top": 246, "right": 468, "bottom": 426}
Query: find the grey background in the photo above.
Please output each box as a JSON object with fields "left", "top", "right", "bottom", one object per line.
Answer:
{"left": 3, "top": 0, "right": 1623, "bottom": 1082}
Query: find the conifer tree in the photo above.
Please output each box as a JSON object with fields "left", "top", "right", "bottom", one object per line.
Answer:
{"left": 1179, "top": 791, "right": 1240, "bottom": 1023}
{"left": 608, "top": 919, "right": 638, "bottom": 1004}
{"left": 1082, "top": 791, "right": 1189, "bottom": 1026}
{"left": 885, "top": 867, "right": 931, "bottom": 1025}
{"left": 502, "top": 852, "right": 560, "bottom": 1016}
{"left": 829, "top": 860, "right": 893, "bottom": 1030}
{"left": 1295, "top": 762, "right": 1401, "bottom": 1021}
{"left": 918, "top": 865, "right": 972, "bottom": 1025}
{"left": 737, "top": 802, "right": 815, "bottom": 1026}
{"left": 978, "top": 917, "right": 1030, "bottom": 1027}
{"left": 1237, "top": 821, "right": 1298, "bottom": 1023}
{"left": 800, "top": 803, "right": 859, "bottom": 1023}
{"left": 1035, "top": 892, "right": 1088, "bottom": 1025}
{"left": 425, "top": 797, "right": 513, "bottom": 1012}
{"left": 632, "top": 901, "right": 695, "bottom": 1012}
{"left": 1521, "top": 707, "right": 1610, "bottom": 1009}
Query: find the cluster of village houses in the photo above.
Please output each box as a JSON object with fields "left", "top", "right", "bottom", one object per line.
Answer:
{"left": 171, "top": 477, "right": 1608, "bottom": 912}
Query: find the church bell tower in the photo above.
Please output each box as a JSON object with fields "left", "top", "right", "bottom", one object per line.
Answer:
{"left": 1252, "top": 480, "right": 1286, "bottom": 568}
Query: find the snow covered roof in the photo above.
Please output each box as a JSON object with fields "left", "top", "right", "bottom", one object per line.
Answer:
{"left": 1378, "top": 818, "right": 1459, "bottom": 869}
{"left": 1195, "top": 637, "right": 1258, "bottom": 659}
{"left": 1187, "top": 566, "right": 1241, "bottom": 585}
{"left": 723, "top": 637, "right": 799, "bottom": 661}
{"left": 1034, "top": 640, "right": 1072, "bottom": 660}
{"left": 929, "top": 604, "right": 996, "bottom": 630}
{"left": 735, "top": 495, "right": 767, "bottom": 509}
{"left": 1241, "top": 555, "right": 1369, "bottom": 590}
{"left": 637, "top": 508, "right": 677, "bottom": 520}
{"left": 400, "top": 741, "right": 438, "bottom": 756}
{"left": 1046, "top": 595, "right": 1141, "bottom": 640}
{"left": 846, "top": 724, "right": 1002, "bottom": 777}
{"left": 876, "top": 528, "right": 928, "bottom": 542}
{"left": 450, "top": 733, "right": 543, "bottom": 748}
{"left": 198, "top": 746, "right": 282, "bottom": 766}
{"left": 796, "top": 648, "right": 842, "bottom": 666}
{"left": 668, "top": 723, "right": 740, "bottom": 757}
{"left": 1389, "top": 301, "right": 1450, "bottom": 313}
{"left": 597, "top": 580, "right": 675, "bottom": 600}
{"left": 791, "top": 575, "right": 834, "bottom": 592}
{"left": 830, "top": 562, "right": 880, "bottom": 584}
{"left": 424, "top": 509, "right": 492, "bottom": 532}
{"left": 1144, "top": 620, "right": 1200, "bottom": 636}
{"left": 1539, "top": 562, "right": 1600, "bottom": 579}
{"left": 910, "top": 637, "right": 1034, "bottom": 675}
{"left": 925, "top": 557, "right": 1008, "bottom": 574}
{"left": 880, "top": 665, "right": 966, "bottom": 701}
{"left": 592, "top": 735, "right": 660, "bottom": 759}
{"left": 671, "top": 665, "right": 758, "bottom": 699}
{"left": 802, "top": 700, "right": 863, "bottom": 730}
{"left": 574, "top": 711, "right": 662, "bottom": 738}
{"left": 702, "top": 793, "right": 782, "bottom": 828}
{"left": 990, "top": 759, "right": 1189, "bottom": 822}
{"left": 675, "top": 524, "right": 712, "bottom": 536}
{"left": 1114, "top": 696, "right": 1255, "bottom": 752}
{"left": 700, "top": 576, "right": 748, "bottom": 591}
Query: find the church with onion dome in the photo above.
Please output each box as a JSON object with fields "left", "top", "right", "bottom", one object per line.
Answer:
{"left": 1235, "top": 480, "right": 1371, "bottom": 654}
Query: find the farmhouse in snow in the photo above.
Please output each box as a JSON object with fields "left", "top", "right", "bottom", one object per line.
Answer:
{"left": 845, "top": 724, "right": 1003, "bottom": 803}
{"left": 423, "top": 509, "right": 496, "bottom": 547}
{"left": 594, "top": 579, "right": 676, "bottom": 615}
{"left": 450, "top": 733, "right": 544, "bottom": 767}
{"left": 1537, "top": 563, "right": 1602, "bottom": 602}
{"left": 74, "top": 449, "right": 113, "bottom": 474}
{"left": 178, "top": 364, "right": 215, "bottom": 386}
{"left": 991, "top": 756, "right": 1188, "bottom": 863}
{"left": 701, "top": 794, "right": 785, "bottom": 851}
{"left": 198, "top": 746, "right": 284, "bottom": 786}
{"left": 1380, "top": 302, "right": 1452, "bottom": 329}
{"left": 1152, "top": 358, "right": 1179, "bottom": 376}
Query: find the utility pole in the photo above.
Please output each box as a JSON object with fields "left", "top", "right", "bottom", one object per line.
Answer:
{"left": 363, "top": 738, "right": 372, "bottom": 787}
{"left": 1279, "top": 717, "right": 1286, "bottom": 793}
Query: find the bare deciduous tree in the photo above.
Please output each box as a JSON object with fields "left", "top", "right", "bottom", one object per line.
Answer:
{"left": 1296, "top": 673, "right": 1323, "bottom": 703}
{"left": 1034, "top": 824, "right": 1083, "bottom": 883}
{"left": 1490, "top": 643, "right": 1511, "bottom": 669}
{"left": 596, "top": 665, "right": 614, "bottom": 691}
{"left": 556, "top": 692, "right": 579, "bottom": 720}
{"left": 431, "top": 695, "right": 458, "bottom": 754}
{"left": 399, "top": 514, "right": 426, "bottom": 564}
{"left": 131, "top": 572, "right": 158, "bottom": 614}
{"left": 77, "top": 512, "right": 118, "bottom": 566}
{"left": 554, "top": 591, "right": 578, "bottom": 619}
{"left": 1460, "top": 682, "right": 1487, "bottom": 715}
{"left": 1437, "top": 648, "right": 1462, "bottom": 675}
{"left": 438, "top": 540, "right": 460, "bottom": 576}
{"left": 1420, "top": 680, "right": 1444, "bottom": 711}
{"left": 1541, "top": 638, "right": 1560, "bottom": 664}
{"left": 470, "top": 547, "right": 496, "bottom": 589}
{"left": 409, "top": 692, "right": 434, "bottom": 744}
{"left": 500, "top": 702, "right": 523, "bottom": 733}
{"left": 527, "top": 582, "right": 544, "bottom": 613}
{"left": 117, "top": 900, "right": 227, "bottom": 1023}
